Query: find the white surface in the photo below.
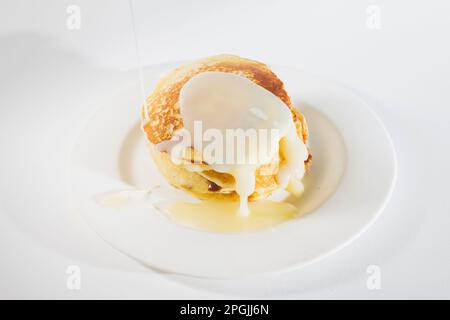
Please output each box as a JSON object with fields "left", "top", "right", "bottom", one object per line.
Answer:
{"left": 69, "top": 64, "right": 395, "bottom": 278}
{"left": 0, "top": 0, "right": 449, "bottom": 298}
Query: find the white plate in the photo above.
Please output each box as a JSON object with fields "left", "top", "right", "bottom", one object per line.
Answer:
{"left": 69, "top": 63, "right": 396, "bottom": 278}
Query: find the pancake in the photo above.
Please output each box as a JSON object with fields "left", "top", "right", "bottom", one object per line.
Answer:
{"left": 141, "top": 54, "right": 311, "bottom": 201}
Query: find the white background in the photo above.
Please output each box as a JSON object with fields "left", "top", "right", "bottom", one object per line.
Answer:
{"left": 0, "top": 0, "right": 449, "bottom": 299}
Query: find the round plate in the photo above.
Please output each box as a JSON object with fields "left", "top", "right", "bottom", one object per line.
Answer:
{"left": 69, "top": 63, "right": 396, "bottom": 278}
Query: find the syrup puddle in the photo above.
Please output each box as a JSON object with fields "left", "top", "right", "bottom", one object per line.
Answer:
{"left": 98, "top": 189, "right": 151, "bottom": 207}
{"left": 164, "top": 199, "right": 297, "bottom": 233}
{"left": 97, "top": 186, "right": 302, "bottom": 233}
